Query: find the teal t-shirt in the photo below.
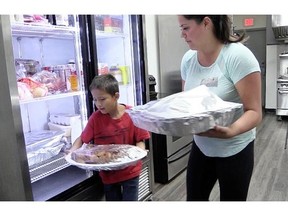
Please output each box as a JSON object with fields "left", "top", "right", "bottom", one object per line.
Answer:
{"left": 181, "top": 43, "right": 260, "bottom": 157}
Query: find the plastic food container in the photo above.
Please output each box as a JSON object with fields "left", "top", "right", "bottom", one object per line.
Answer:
{"left": 48, "top": 122, "right": 72, "bottom": 137}
{"left": 15, "top": 59, "right": 40, "bottom": 76}
{"left": 49, "top": 113, "right": 80, "bottom": 126}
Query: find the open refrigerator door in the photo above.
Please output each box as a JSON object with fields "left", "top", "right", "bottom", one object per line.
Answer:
{"left": 0, "top": 14, "right": 151, "bottom": 201}
{"left": 8, "top": 14, "right": 98, "bottom": 200}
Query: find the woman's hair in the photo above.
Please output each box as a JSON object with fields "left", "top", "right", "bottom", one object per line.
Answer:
{"left": 182, "top": 15, "right": 247, "bottom": 44}
{"left": 89, "top": 74, "right": 119, "bottom": 95}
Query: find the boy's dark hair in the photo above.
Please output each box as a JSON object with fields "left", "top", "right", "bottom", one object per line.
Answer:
{"left": 89, "top": 74, "right": 119, "bottom": 95}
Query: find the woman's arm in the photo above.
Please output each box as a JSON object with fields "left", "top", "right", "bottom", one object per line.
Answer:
{"left": 199, "top": 71, "right": 262, "bottom": 138}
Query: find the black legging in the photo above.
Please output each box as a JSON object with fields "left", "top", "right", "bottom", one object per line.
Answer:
{"left": 186, "top": 140, "right": 254, "bottom": 201}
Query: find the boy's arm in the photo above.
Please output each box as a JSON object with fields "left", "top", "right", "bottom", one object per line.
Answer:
{"left": 136, "top": 141, "right": 146, "bottom": 150}
{"left": 68, "top": 136, "right": 83, "bottom": 153}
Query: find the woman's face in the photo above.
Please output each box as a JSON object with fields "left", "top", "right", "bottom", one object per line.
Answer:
{"left": 178, "top": 15, "right": 206, "bottom": 50}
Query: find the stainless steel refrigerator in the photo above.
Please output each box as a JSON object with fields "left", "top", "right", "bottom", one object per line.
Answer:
{"left": 0, "top": 14, "right": 153, "bottom": 201}
{"left": 151, "top": 15, "right": 193, "bottom": 184}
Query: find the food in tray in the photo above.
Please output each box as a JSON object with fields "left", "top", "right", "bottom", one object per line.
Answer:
{"left": 71, "top": 144, "right": 133, "bottom": 164}
{"left": 66, "top": 144, "right": 147, "bottom": 171}
{"left": 71, "top": 147, "right": 128, "bottom": 164}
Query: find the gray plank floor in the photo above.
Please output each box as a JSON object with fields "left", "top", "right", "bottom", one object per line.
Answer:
{"left": 151, "top": 111, "right": 288, "bottom": 201}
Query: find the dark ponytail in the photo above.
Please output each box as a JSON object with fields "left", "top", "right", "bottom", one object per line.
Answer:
{"left": 182, "top": 15, "right": 247, "bottom": 44}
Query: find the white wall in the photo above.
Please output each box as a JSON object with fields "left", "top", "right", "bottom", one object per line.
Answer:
{"left": 144, "top": 15, "right": 160, "bottom": 93}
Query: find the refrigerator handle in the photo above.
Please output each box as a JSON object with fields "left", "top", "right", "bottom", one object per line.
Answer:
{"left": 78, "top": 15, "right": 99, "bottom": 117}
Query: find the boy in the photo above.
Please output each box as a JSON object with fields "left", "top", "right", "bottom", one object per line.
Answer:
{"left": 69, "top": 74, "right": 150, "bottom": 201}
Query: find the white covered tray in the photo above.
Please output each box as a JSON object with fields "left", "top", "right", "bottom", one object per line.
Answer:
{"left": 65, "top": 144, "right": 147, "bottom": 171}
{"left": 126, "top": 85, "right": 243, "bottom": 136}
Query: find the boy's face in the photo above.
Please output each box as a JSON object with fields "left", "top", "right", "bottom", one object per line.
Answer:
{"left": 91, "top": 88, "right": 119, "bottom": 114}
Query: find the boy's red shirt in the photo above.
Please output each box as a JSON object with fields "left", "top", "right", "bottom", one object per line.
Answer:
{"left": 81, "top": 105, "right": 150, "bottom": 184}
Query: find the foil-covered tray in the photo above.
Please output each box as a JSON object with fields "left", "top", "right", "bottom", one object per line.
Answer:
{"left": 126, "top": 85, "right": 243, "bottom": 136}
{"left": 24, "top": 130, "right": 65, "bottom": 153}
{"left": 24, "top": 130, "right": 66, "bottom": 166}
{"left": 65, "top": 144, "right": 147, "bottom": 171}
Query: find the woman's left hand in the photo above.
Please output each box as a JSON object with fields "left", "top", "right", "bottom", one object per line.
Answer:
{"left": 197, "top": 125, "right": 234, "bottom": 139}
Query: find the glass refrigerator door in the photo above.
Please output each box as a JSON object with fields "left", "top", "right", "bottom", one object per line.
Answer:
{"left": 93, "top": 15, "right": 153, "bottom": 201}
{"left": 9, "top": 14, "right": 93, "bottom": 200}
{"left": 94, "top": 15, "right": 146, "bottom": 106}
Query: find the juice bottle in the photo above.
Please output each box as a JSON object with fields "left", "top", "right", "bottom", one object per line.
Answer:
{"left": 119, "top": 65, "right": 129, "bottom": 85}
{"left": 69, "top": 71, "right": 78, "bottom": 91}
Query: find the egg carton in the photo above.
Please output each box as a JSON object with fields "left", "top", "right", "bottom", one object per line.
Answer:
{"left": 49, "top": 113, "right": 80, "bottom": 126}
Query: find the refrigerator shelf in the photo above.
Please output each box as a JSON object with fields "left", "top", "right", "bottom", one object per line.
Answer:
{"left": 19, "top": 91, "right": 84, "bottom": 104}
{"left": 29, "top": 152, "right": 70, "bottom": 183}
{"left": 96, "top": 30, "right": 126, "bottom": 39}
{"left": 11, "top": 22, "right": 78, "bottom": 39}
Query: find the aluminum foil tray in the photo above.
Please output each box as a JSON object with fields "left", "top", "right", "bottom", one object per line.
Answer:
{"left": 127, "top": 85, "right": 243, "bottom": 136}
{"left": 27, "top": 143, "right": 64, "bottom": 167}
{"left": 65, "top": 144, "right": 147, "bottom": 171}
{"left": 24, "top": 130, "right": 66, "bottom": 167}
{"left": 24, "top": 130, "right": 65, "bottom": 153}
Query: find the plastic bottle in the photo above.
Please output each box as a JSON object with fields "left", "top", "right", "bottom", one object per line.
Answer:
{"left": 67, "top": 60, "right": 78, "bottom": 91}
{"left": 119, "top": 65, "right": 129, "bottom": 85}
{"left": 69, "top": 71, "right": 78, "bottom": 91}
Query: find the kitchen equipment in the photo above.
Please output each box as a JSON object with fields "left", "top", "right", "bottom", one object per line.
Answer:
{"left": 272, "top": 15, "right": 288, "bottom": 41}
{"left": 147, "top": 15, "right": 191, "bottom": 184}
{"left": 277, "top": 78, "right": 288, "bottom": 119}
{"left": 0, "top": 14, "right": 152, "bottom": 201}
{"left": 152, "top": 134, "right": 192, "bottom": 183}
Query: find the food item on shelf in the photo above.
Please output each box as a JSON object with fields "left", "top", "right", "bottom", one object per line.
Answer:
{"left": 15, "top": 59, "right": 40, "bottom": 77}
{"left": 119, "top": 65, "right": 129, "bottom": 85}
{"left": 32, "top": 70, "right": 66, "bottom": 94}
{"left": 98, "top": 63, "right": 109, "bottom": 75}
{"left": 17, "top": 82, "right": 33, "bottom": 100}
{"left": 49, "top": 113, "right": 80, "bottom": 126}
{"left": 68, "top": 71, "right": 78, "bottom": 91}
{"left": 109, "top": 66, "right": 122, "bottom": 84}
{"left": 18, "top": 77, "right": 48, "bottom": 98}
{"left": 32, "top": 86, "right": 48, "bottom": 98}
{"left": 103, "top": 15, "right": 123, "bottom": 33}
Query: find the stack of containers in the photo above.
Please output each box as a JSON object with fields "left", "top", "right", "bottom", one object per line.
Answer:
{"left": 48, "top": 113, "right": 81, "bottom": 140}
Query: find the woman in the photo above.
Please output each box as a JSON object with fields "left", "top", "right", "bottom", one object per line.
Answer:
{"left": 178, "top": 15, "right": 262, "bottom": 201}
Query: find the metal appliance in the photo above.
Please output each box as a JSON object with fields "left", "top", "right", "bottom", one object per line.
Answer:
{"left": 271, "top": 15, "right": 288, "bottom": 42}
{"left": 152, "top": 134, "right": 192, "bottom": 183}
{"left": 148, "top": 15, "right": 192, "bottom": 184}
{"left": 147, "top": 73, "right": 192, "bottom": 183}
{"left": 0, "top": 15, "right": 153, "bottom": 201}
{"left": 277, "top": 78, "right": 288, "bottom": 119}
{"left": 276, "top": 49, "right": 288, "bottom": 120}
